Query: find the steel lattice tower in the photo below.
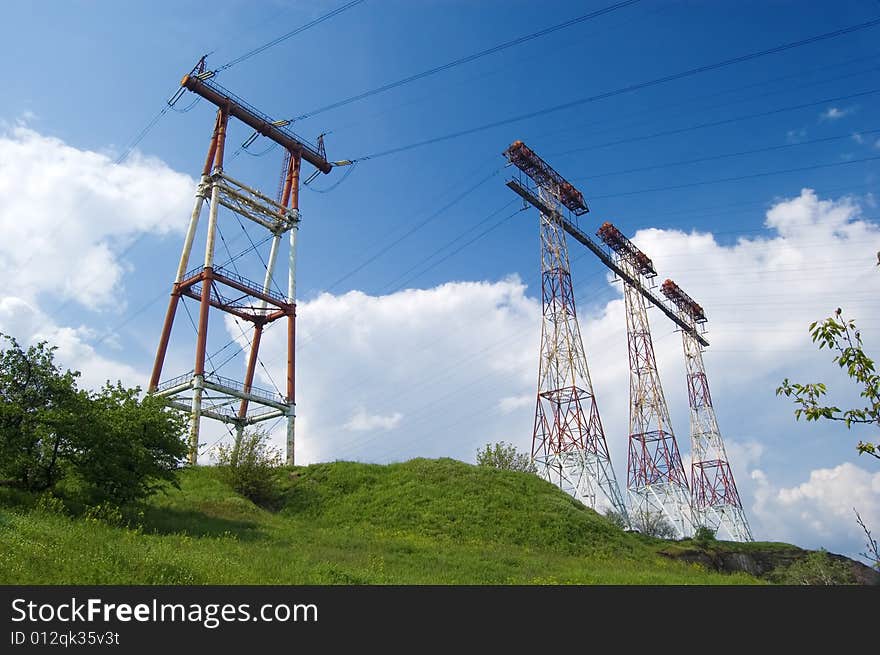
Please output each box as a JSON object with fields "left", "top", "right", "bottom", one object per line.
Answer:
{"left": 504, "top": 142, "right": 627, "bottom": 517}
{"left": 148, "top": 67, "right": 333, "bottom": 465}
{"left": 660, "top": 280, "right": 753, "bottom": 541}
{"left": 597, "top": 223, "right": 693, "bottom": 537}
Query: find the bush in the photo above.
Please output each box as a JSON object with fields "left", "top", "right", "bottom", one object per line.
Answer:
{"left": 83, "top": 502, "right": 125, "bottom": 527}
{"left": 604, "top": 509, "right": 629, "bottom": 530}
{"left": 693, "top": 525, "right": 717, "bottom": 545}
{"left": 476, "top": 441, "right": 537, "bottom": 474}
{"left": 216, "top": 428, "right": 282, "bottom": 507}
{"left": 68, "top": 383, "right": 188, "bottom": 504}
{"left": 34, "top": 492, "right": 67, "bottom": 516}
{"left": 774, "top": 549, "right": 855, "bottom": 585}
{"left": 0, "top": 334, "right": 188, "bottom": 504}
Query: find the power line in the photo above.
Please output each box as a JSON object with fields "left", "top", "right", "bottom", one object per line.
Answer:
{"left": 551, "top": 88, "right": 880, "bottom": 159}
{"left": 215, "top": 0, "right": 366, "bottom": 72}
{"left": 590, "top": 154, "right": 880, "bottom": 200}
{"left": 352, "top": 17, "right": 880, "bottom": 161}
{"left": 323, "top": 1, "right": 679, "bottom": 138}
{"left": 111, "top": 2, "right": 363, "bottom": 176}
{"left": 570, "top": 127, "right": 880, "bottom": 182}
{"left": 293, "top": 0, "right": 643, "bottom": 121}
{"left": 523, "top": 54, "right": 880, "bottom": 150}
{"left": 323, "top": 166, "right": 503, "bottom": 292}
{"left": 379, "top": 199, "right": 521, "bottom": 293}
{"left": 115, "top": 106, "right": 169, "bottom": 164}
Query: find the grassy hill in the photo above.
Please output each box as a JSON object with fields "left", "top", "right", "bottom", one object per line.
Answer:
{"left": 0, "top": 458, "right": 855, "bottom": 584}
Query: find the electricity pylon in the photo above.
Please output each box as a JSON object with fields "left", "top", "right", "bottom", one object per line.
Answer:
{"left": 504, "top": 141, "right": 628, "bottom": 518}
{"left": 597, "top": 222, "right": 694, "bottom": 538}
{"left": 661, "top": 279, "right": 753, "bottom": 541}
{"left": 148, "top": 67, "right": 333, "bottom": 465}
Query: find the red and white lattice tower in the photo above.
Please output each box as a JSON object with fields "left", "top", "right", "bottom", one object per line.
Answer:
{"left": 660, "top": 279, "right": 753, "bottom": 541}
{"left": 503, "top": 142, "right": 627, "bottom": 517}
{"left": 597, "top": 222, "right": 693, "bottom": 537}
{"left": 148, "top": 67, "right": 333, "bottom": 465}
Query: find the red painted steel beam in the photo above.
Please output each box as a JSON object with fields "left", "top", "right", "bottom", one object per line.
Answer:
{"left": 181, "top": 74, "right": 332, "bottom": 174}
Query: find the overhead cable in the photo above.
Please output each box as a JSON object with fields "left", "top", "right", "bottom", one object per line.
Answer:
{"left": 352, "top": 17, "right": 880, "bottom": 161}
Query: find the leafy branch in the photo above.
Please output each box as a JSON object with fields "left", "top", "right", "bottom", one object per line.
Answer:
{"left": 776, "top": 308, "right": 880, "bottom": 460}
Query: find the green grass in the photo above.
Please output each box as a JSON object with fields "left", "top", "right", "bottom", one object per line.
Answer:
{"left": 0, "top": 458, "right": 765, "bottom": 584}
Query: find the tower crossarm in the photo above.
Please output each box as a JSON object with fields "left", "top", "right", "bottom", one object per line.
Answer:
{"left": 596, "top": 222, "right": 657, "bottom": 278}
{"left": 506, "top": 179, "right": 708, "bottom": 347}
{"left": 214, "top": 173, "right": 300, "bottom": 233}
{"left": 660, "top": 279, "right": 707, "bottom": 323}
{"left": 181, "top": 72, "right": 332, "bottom": 173}
{"left": 503, "top": 140, "right": 589, "bottom": 215}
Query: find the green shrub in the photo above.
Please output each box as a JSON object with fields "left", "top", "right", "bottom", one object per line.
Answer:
{"left": 216, "top": 428, "right": 282, "bottom": 507}
{"left": 0, "top": 334, "right": 188, "bottom": 505}
{"left": 83, "top": 502, "right": 125, "bottom": 527}
{"left": 774, "top": 549, "right": 855, "bottom": 585}
{"left": 604, "top": 509, "right": 629, "bottom": 530}
{"left": 35, "top": 492, "right": 67, "bottom": 516}
{"left": 476, "top": 441, "right": 536, "bottom": 474}
{"left": 693, "top": 525, "right": 717, "bottom": 545}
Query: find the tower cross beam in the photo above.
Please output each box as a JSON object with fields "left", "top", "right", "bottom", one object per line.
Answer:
{"left": 505, "top": 179, "right": 708, "bottom": 346}
{"left": 180, "top": 73, "right": 332, "bottom": 174}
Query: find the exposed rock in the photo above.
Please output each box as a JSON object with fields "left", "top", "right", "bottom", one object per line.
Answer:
{"left": 660, "top": 544, "right": 880, "bottom": 585}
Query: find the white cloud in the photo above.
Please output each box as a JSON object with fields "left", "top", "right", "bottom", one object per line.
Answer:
{"left": 752, "top": 463, "right": 880, "bottom": 556}
{"left": 724, "top": 439, "right": 765, "bottom": 472}
{"left": 819, "top": 106, "right": 853, "bottom": 121}
{"left": 851, "top": 132, "right": 864, "bottom": 145}
{"left": 246, "top": 277, "right": 539, "bottom": 465}
{"left": 0, "top": 295, "right": 142, "bottom": 390}
{"left": 0, "top": 126, "right": 193, "bottom": 308}
{"left": 497, "top": 393, "right": 533, "bottom": 414}
{"left": 0, "top": 126, "right": 195, "bottom": 391}
{"left": 344, "top": 408, "right": 403, "bottom": 432}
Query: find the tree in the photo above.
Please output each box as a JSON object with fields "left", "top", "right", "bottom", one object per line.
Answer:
{"left": 0, "top": 334, "right": 83, "bottom": 491}
{"left": 0, "top": 333, "right": 187, "bottom": 503}
{"left": 68, "top": 382, "right": 188, "bottom": 504}
{"left": 776, "top": 265, "right": 879, "bottom": 568}
{"left": 776, "top": 308, "right": 879, "bottom": 460}
{"left": 855, "top": 509, "right": 879, "bottom": 571}
{"left": 216, "top": 428, "right": 283, "bottom": 507}
{"left": 475, "top": 441, "right": 537, "bottom": 474}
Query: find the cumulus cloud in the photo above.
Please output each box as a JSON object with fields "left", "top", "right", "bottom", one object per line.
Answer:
{"left": 247, "top": 277, "right": 539, "bottom": 465}
{"left": 344, "top": 408, "right": 403, "bottom": 432}
{"left": 0, "top": 126, "right": 193, "bottom": 308}
{"left": 0, "top": 296, "right": 142, "bottom": 390}
{"left": 0, "top": 126, "right": 195, "bottom": 389}
{"left": 752, "top": 463, "right": 880, "bottom": 556}
{"left": 497, "top": 393, "right": 533, "bottom": 414}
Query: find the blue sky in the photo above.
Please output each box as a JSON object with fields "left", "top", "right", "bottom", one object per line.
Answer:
{"left": 1, "top": 1, "right": 879, "bottom": 557}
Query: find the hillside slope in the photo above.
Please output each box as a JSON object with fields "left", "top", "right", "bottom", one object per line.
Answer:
{"left": 0, "top": 458, "right": 862, "bottom": 584}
